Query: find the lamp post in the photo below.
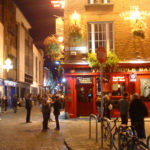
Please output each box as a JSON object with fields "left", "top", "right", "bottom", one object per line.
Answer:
{"left": 3, "top": 58, "right": 13, "bottom": 72}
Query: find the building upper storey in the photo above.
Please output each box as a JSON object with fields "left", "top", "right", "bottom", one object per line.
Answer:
{"left": 64, "top": 0, "right": 150, "bottom": 61}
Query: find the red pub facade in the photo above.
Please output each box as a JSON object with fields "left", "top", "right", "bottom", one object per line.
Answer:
{"left": 62, "top": 0, "right": 150, "bottom": 118}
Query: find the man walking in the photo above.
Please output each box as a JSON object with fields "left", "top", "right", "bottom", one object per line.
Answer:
{"left": 25, "top": 94, "right": 32, "bottom": 123}
{"left": 119, "top": 92, "right": 129, "bottom": 124}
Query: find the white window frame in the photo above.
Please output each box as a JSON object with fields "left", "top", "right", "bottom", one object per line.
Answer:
{"left": 88, "top": 21, "right": 114, "bottom": 53}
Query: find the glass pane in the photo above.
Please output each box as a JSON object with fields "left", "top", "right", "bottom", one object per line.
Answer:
{"left": 95, "top": 33, "right": 98, "bottom": 40}
{"left": 95, "top": 42, "right": 99, "bottom": 49}
{"left": 112, "top": 82, "right": 126, "bottom": 96}
{"left": 109, "top": 23, "right": 112, "bottom": 31}
{"left": 95, "top": 24, "right": 98, "bottom": 32}
{"left": 88, "top": 24, "right": 91, "bottom": 32}
{"left": 99, "top": 32, "right": 102, "bottom": 40}
{"left": 89, "top": 33, "right": 91, "bottom": 40}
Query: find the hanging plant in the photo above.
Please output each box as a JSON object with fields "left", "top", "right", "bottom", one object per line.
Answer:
{"left": 68, "top": 24, "right": 82, "bottom": 45}
{"left": 132, "top": 20, "right": 146, "bottom": 39}
{"left": 44, "top": 35, "right": 61, "bottom": 61}
{"left": 88, "top": 51, "right": 119, "bottom": 72}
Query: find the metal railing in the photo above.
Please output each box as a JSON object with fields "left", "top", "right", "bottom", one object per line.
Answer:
{"left": 147, "top": 135, "right": 150, "bottom": 150}
{"left": 87, "top": 0, "right": 111, "bottom": 4}
{"left": 89, "top": 114, "right": 98, "bottom": 142}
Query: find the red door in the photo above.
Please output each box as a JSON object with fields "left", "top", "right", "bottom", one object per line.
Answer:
{"left": 76, "top": 84, "right": 93, "bottom": 116}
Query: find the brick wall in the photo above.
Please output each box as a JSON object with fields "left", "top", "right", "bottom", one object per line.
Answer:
{"left": 64, "top": 0, "right": 150, "bottom": 61}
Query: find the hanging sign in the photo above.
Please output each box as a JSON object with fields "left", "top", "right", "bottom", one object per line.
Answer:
{"left": 97, "top": 46, "right": 107, "bottom": 64}
{"left": 130, "top": 73, "right": 137, "bottom": 82}
{"left": 51, "top": 0, "right": 64, "bottom": 8}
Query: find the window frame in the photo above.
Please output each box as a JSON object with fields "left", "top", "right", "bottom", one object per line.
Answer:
{"left": 88, "top": 21, "right": 114, "bottom": 53}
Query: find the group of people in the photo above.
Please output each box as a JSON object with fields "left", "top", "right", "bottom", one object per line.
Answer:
{"left": 25, "top": 93, "right": 62, "bottom": 131}
{"left": 96, "top": 92, "right": 148, "bottom": 141}
{"left": 119, "top": 92, "right": 148, "bottom": 140}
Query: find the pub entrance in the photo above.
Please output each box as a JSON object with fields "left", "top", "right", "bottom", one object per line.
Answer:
{"left": 76, "top": 77, "right": 93, "bottom": 116}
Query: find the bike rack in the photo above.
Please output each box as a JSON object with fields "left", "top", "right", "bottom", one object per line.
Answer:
{"left": 89, "top": 114, "right": 98, "bottom": 142}
{"left": 147, "top": 135, "right": 150, "bottom": 150}
{"left": 102, "top": 117, "right": 113, "bottom": 150}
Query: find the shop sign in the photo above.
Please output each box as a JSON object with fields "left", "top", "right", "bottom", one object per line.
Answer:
{"left": 0, "top": 79, "right": 3, "bottom": 86}
{"left": 77, "top": 77, "right": 92, "bottom": 84}
{"left": 4, "top": 80, "right": 16, "bottom": 87}
{"left": 130, "top": 73, "right": 137, "bottom": 82}
{"left": 51, "top": 0, "right": 64, "bottom": 8}
{"left": 112, "top": 76, "right": 125, "bottom": 82}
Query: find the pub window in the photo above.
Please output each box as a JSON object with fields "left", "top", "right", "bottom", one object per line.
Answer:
{"left": 88, "top": 21, "right": 114, "bottom": 52}
{"left": 88, "top": 0, "right": 111, "bottom": 4}
{"left": 112, "top": 76, "right": 126, "bottom": 96}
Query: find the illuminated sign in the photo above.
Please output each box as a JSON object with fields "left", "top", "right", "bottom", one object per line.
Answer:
{"left": 112, "top": 76, "right": 125, "bottom": 82}
{"left": 51, "top": 0, "right": 64, "bottom": 8}
{"left": 4, "top": 80, "right": 16, "bottom": 87}
{"left": 130, "top": 73, "right": 137, "bottom": 82}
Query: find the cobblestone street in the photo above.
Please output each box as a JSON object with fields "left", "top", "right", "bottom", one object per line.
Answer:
{"left": 0, "top": 106, "right": 150, "bottom": 150}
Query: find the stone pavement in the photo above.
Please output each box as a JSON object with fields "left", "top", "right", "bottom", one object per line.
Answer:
{"left": 0, "top": 106, "right": 150, "bottom": 150}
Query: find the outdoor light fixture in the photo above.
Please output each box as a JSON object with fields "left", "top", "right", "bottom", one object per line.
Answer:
{"left": 62, "top": 78, "right": 66, "bottom": 83}
{"left": 72, "top": 11, "right": 80, "bottom": 24}
{"left": 58, "top": 36, "right": 63, "bottom": 43}
{"left": 120, "top": 6, "right": 150, "bottom": 22}
{"left": 3, "top": 58, "right": 13, "bottom": 72}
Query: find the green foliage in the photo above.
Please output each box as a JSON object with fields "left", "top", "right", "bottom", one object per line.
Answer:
{"left": 88, "top": 52, "right": 100, "bottom": 72}
{"left": 44, "top": 35, "right": 60, "bottom": 61}
{"left": 69, "top": 24, "right": 82, "bottom": 45}
{"left": 88, "top": 51, "right": 119, "bottom": 72}
{"left": 103, "top": 51, "right": 119, "bottom": 72}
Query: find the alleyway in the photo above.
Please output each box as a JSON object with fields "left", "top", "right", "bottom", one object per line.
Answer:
{"left": 0, "top": 106, "right": 150, "bottom": 150}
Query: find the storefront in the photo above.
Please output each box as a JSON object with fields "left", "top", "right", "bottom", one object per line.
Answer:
{"left": 62, "top": 62, "right": 150, "bottom": 118}
{"left": 4, "top": 80, "right": 16, "bottom": 107}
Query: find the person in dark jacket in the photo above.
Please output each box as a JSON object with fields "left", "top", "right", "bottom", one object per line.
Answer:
{"left": 42, "top": 95, "right": 50, "bottom": 131}
{"left": 129, "top": 93, "right": 148, "bottom": 140}
{"left": 13, "top": 94, "right": 18, "bottom": 113}
{"left": 52, "top": 95, "right": 61, "bottom": 130}
{"left": 119, "top": 92, "right": 129, "bottom": 124}
{"left": 25, "top": 94, "right": 32, "bottom": 123}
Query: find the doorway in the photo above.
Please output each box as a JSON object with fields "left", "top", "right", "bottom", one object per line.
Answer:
{"left": 76, "top": 84, "right": 93, "bottom": 116}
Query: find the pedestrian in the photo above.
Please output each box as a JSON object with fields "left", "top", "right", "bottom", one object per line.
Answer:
{"left": 52, "top": 95, "right": 61, "bottom": 130}
{"left": 25, "top": 94, "right": 32, "bottom": 123}
{"left": 42, "top": 94, "right": 50, "bottom": 131}
{"left": 96, "top": 96, "right": 101, "bottom": 121}
{"left": 0, "top": 96, "right": 2, "bottom": 120}
{"left": 104, "top": 94, "right": 111, "bottom": 120}
{"left": 13, "top": 94, "right": 18, "bottom": 113}
{"left": 2, "top": 96, "right": 8, "bottom": 112}
{"left": 129, "top": 93, "right": 148, "bottom": 140}
{"left": 119, "top": 92, "right": 129, "bottom": 125}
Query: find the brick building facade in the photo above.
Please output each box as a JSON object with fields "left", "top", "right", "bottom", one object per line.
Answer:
{"left": 63, "top": 0, "right": 150, "bottom": 117}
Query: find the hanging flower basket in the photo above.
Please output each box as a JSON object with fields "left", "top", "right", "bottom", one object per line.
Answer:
{"left": 69, "top": 24, "right": 82, "bottom": 45}
{"left": 132, "top": 20, "right": 146, "bottom": 39}
{"left": 133, "top": 30, "right": 145, "bottom": 39}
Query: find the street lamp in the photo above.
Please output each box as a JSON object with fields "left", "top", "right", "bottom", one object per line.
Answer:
{"left": 3, "top": 58, "right": 13, "bottom": 72}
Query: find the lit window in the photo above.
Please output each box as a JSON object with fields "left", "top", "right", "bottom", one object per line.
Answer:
{"left": 88, "top": 22, "right": 114, "bottom": 52}
{"left": 88, "top": 0, "right": 111, "bottom": 4}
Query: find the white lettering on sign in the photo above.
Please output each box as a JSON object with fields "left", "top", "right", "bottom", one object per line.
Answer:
{"left": 113, "top": 76, "right": 125, "bottom": 82}
{"left": 4, "top": 80, "right": 16, "bottom": 87}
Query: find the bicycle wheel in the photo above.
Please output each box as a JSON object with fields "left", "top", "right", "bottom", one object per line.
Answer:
{"left": 119, "top": 133, "right": 128, "bottom": 150}
{"left": 103, "top": 124, "right": 111, "bottom": 145}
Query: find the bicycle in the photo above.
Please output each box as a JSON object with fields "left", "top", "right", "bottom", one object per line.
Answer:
{"left": 102, "top": 117, "right": 119, "bottom": 146}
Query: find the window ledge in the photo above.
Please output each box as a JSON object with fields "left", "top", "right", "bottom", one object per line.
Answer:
{"left": 85, "top": 3, "right": 114, "bottom": 10}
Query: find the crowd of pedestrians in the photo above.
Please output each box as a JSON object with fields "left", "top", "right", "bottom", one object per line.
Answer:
{"left": 0, "top": 92, "right": 64, "bottom": 132}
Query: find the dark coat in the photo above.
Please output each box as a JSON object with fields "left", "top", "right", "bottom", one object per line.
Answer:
{"left": 53, "top": 99, "right": 61, "bottom": 116}
{"left": 129, "top": 98, "right": 148, "bottom": 138}
{"left": 25, "top": 98, "right": 32, "bottom": 109}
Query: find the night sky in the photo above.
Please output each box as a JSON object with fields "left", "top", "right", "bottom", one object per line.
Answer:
{"left": 14, "top": 0, "right": 64, "bottom": 50}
